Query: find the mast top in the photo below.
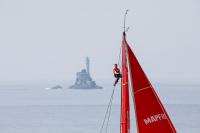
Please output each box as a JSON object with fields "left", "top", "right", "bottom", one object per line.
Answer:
{"left": 123, "top": 9, "right": 129, "bottom": 35}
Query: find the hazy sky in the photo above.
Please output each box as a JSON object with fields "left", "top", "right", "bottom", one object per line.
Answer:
{"left": 0, "top": 0, "right": 199, "bottom": 82}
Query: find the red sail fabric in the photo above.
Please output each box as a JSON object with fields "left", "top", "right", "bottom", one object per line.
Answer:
{"left": 121, "top": 33, "right": 130, "bottom": 133}
{"left": 123, "top": 34, "right": 176, "bottom": 133}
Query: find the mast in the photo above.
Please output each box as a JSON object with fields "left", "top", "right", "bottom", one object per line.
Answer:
{"left": 121, "top": 10, "right": 130, "bottom": 133}
{"left": 123, "top": 10, "right": 129, "bottom": 33}
{"left": 121, "top": 32, "right": 130, "bottom": 133}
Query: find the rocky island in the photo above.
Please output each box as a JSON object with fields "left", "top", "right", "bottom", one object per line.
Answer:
{"left": 69, "top": 57, "right": 102, "bottom": 89}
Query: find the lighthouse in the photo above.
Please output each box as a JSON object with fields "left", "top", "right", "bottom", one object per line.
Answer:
{"left": 86, "top": 57, "right": 90, "bottom": 75}
{"left": 69, "top": 57, "right": 102, "bottom": 89}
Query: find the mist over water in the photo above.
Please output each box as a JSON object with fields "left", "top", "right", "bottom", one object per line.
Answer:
{"left": 0, "top": 80, "right": 200, "bottom": 105}
{"left": 0, "top": 81, "right": 199, "bottom": 133}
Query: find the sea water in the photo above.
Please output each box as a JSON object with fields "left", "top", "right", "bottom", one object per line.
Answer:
{"left": 0, "top": 81, "right": 199, "bottom": 133}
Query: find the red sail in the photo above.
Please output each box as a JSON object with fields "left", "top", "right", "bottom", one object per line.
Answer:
{"left": 121, "top": 33, "right": 130, "bottom": 133}
{"left": 123, "top": 33, "right": 176, "bottom": 133}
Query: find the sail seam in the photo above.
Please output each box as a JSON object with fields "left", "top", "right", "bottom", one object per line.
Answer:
{"left": 134, "top": 86, "right": 151, "bottom": 95}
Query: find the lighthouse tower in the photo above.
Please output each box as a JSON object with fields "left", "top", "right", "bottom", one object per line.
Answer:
{"left": 86, "top": 56, "right": 90, "bottom": 75}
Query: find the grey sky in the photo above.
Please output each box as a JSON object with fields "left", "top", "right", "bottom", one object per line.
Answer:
{"left": 0, "top": 0, "right": 199, "bottom": 82}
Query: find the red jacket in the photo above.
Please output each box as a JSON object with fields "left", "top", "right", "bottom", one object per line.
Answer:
{"left": 113, "top": 67, "right": 120, "bottom": 74}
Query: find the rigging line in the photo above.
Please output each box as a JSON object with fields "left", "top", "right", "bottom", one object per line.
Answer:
{"left": 105, "top": 87, "right": 115, "bottom": 133}
{"left": 119, "top": 80, "right": 122, "bottom": 133}
{"left": 117, "top": 46, "right": 122, "bottom": 69}
{"left": 99, "top": 30, "right": 122, "bottom": 133}
{"left": 99, "top": 86, "right": 116, "bottom": 133}
{"left": 104, "top": 47, "right": 121, "bottom": 133}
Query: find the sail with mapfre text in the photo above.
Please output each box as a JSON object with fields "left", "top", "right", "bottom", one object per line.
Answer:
{"left": 123, "top": 32, "right": 176, "bottom": 133}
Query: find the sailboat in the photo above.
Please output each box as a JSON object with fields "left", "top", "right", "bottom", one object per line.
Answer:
{"left": 120, "top": 31, "right": 176, "bottom": 133}
{"left": 101, "top": 10, "right": 177, "bottom": 133}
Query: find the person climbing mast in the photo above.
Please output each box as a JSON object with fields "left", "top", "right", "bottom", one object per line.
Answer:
{"left": 113, "top": 64, "right": 122, "bottom": 86}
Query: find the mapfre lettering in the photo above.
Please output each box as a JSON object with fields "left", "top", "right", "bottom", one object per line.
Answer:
{"left": 144, "top": 113, "right": 167, "bottom": 125}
